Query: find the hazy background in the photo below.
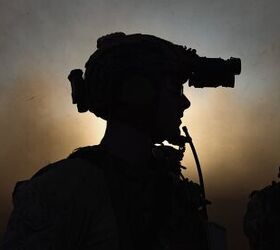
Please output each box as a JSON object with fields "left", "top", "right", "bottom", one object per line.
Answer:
{"left": 0, "top": 0, "right": 279, "bottom": 249}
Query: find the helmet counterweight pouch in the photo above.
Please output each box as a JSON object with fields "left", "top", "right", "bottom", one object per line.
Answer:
{"left": 68, "top": 69, "right": 89, "bottom": 113}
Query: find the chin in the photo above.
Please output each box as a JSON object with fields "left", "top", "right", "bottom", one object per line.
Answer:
{"left": 151, "top": 123, "right": 182, "bottom": 144}
{"left": 166, "top": 135, "right": 182, "bottom": 146}
{"left": 162, "top": 128, "right": 182, "bottom": 146}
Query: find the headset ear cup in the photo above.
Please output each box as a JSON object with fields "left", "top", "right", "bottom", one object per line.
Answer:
{"left": 76, "top": 80, "right": 89, "bottom": 113}
{"left": 68, "top": 69, "right": 89, "bottom": 113}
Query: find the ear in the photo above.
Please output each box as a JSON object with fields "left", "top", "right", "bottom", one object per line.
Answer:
{"left": 119, "top": 75, "right": 155, "bottom": 107}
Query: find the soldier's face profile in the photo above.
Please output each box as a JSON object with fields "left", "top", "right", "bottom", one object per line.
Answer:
{"left": 111, "top": 74, "right": 190, "bottom": 143}
{"left": 154, "top": 78, "right": 190, "bottom": 142}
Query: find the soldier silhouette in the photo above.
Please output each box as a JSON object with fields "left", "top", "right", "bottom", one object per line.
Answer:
{"left": 2, "top": 32, "right": 241, "bottom": 250}
{"left": 244, "top": 167, "right": 280, "bottom": 250}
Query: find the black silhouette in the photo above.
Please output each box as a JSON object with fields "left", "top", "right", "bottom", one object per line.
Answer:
{"left": 244, "top": 166, "right": 280, "bottom": 250}
{"left": 1, "top": 32, "right": 241, "bottom": 250}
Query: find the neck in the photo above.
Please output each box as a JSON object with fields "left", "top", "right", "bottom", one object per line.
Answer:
{"left": 100, "top": 120, "right": 153, "bottom": 167}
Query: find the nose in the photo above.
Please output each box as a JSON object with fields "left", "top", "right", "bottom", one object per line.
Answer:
{"left": 181, "top": 94, "right": 191, "bottom": 110}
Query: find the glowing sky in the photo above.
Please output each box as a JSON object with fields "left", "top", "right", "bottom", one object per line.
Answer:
{"left": 0, "top": 0, "right": 280, "bottom": 249}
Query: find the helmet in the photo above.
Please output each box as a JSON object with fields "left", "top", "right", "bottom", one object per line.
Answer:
{"left": 68, "top": 32, "right": 190, "bottom": 119}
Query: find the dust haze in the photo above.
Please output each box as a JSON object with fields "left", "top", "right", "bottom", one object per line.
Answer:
{"left": 0, "top": 0, "right": 280, "bottom": 249}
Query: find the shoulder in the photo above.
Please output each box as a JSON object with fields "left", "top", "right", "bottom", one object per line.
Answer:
{"left": 32, "top": 145, "right": 105, "bottom": 183}
{"left": 32, "top": 157, "right": 105, "bottom": 192}
{"left": 12, "top": 152, "right": 107, "bottom": 206}
{"left": 32, "top": 157, "right": 98, "bottom": 181}
{"left": 4, "top": 156, "right": 112, "bottom": 248}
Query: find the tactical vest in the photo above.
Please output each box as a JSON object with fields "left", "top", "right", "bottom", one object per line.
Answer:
{"left": 2, "top": 145, "right": 208, "bottom": 250}
{"left": 68, "top": 145, "right": 208, "bottom": 250}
